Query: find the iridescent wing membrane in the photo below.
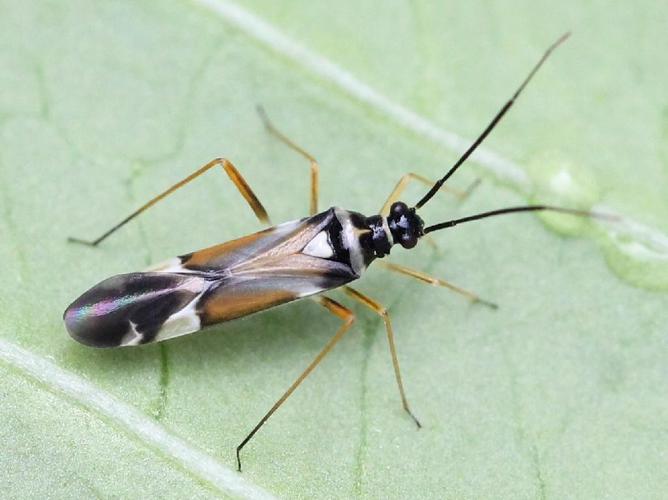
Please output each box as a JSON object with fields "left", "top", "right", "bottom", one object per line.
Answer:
{"left": 64, "top": 208, "right": 365, "bottom": 348}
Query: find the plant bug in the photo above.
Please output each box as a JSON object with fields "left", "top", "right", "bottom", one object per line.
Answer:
{"left": 64, "top": 33, "right": 613, "bottom": 471}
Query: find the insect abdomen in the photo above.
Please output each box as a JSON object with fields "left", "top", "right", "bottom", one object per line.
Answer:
{"left": 64, "top": 273, "right": 206, "bottom": 348}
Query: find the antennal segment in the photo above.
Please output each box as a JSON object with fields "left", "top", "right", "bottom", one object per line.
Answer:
{"left": 414, "top": 32, "right": 571, "bottom": 210}
{"left": 423, "top": 204, "right": 618, "bottom": 234}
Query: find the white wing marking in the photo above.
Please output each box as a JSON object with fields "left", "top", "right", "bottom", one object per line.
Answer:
{"left": 301, "top": 231, "right": 334, "bottom": 259}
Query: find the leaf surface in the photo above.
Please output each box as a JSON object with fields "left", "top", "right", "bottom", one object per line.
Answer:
{"left": 1, "top": 1, "right": 666, "bottom": 498}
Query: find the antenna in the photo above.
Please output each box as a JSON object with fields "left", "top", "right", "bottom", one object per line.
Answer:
{"left": 423, "top": 205, "right": 618, "bottom": 234}
{"left": 414, "top": 32, "right": 571, "bottom": 210}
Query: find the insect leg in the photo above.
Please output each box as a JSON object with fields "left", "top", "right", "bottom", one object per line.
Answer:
{"left": 377, "top": 261, "right": 498, "bottom": 309}
{"left": 236, "top": 295, "right": 355, "bottom": 471}
{"left": 68, "top": 158, "right": 270, "bottom": 246}
{"left": 257, "top": 106, "right": 319, "bottom": 215}
{"left": 342, "top": 286, "right": 422, "bottom": 429}
{"left": 380, "top": 173, "right": 480, "bottom": 215}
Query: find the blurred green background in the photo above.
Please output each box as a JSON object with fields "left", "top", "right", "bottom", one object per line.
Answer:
{"left": 1, "top": 1, "right": 666, "bottom": 498}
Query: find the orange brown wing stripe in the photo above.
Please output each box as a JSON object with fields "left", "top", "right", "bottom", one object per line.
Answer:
{"left": 182, "top": 229, "right": 273, "bottom": 268}
{"left": 198, "top": 288, "right": 298, "bottom": 325}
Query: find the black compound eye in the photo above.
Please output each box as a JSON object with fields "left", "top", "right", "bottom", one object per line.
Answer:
{"left": 401, "top": 233, "right": 418, "bottom": 249}
{"left": 390, "top": 201, "right": 408, "bottom": 216}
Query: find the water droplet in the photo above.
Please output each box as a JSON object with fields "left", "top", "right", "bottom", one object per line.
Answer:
{"left": 525, "top": 152, "right": 668, "bottom": 291}
{"left": 599, "top": 209, "right": 668, "bottom": 291}
{"left": 527, "top": 152, "right": 600, "bottom": 237}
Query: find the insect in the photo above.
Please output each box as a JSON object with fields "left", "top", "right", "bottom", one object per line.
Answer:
{"left": 64, "top": 33, "right": 610, "bottom": 471}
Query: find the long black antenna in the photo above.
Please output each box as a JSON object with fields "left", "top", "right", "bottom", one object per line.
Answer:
{"left": 414, "top": 32, "right": 571, "bottom": 210}
{"left": 423, "top": 205, "right": 617, "bottom": 234}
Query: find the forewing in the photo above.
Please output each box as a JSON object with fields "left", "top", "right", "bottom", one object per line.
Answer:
{"left": 65, "top": 209, "right": 361, "bottom": 347}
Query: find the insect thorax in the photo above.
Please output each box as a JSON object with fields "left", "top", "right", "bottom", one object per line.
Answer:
{"left": 333, "top": 202, "right": 424, "bottom": 273}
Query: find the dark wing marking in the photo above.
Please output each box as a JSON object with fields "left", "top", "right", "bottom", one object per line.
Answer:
{"left": 64, "top": 272, "right": 210, "bottom": 348}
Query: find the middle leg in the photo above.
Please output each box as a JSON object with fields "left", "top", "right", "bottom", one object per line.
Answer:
{"left": 257, "top": 106, "right": 320, "bottom": 215}
{"left": 68, "top": 157, "right": 270, "bottom": 246}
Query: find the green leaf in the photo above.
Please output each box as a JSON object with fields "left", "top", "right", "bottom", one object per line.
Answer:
{"left": 1, "top": 1, "right": 667, "bottom": 498}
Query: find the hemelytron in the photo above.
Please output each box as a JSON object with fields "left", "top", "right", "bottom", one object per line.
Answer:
{"left": 64, "top": 33, "right": 612, "bottom": 471}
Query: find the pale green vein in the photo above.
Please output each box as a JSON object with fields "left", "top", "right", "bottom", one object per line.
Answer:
{"left": 352, "top": 319, "right": 375, "bottom": 498}
{"left": 124, "top": 162, "right": 171, "bottom": 421}
{"left": 135, "top": 35, "right": 225, "bottom": 167}
{"left": 156, "top": 343, "right": 171, "bottom": 421}
{"left": 192, "top": 0, "right": 668, "bottom": 276}
{"left": 0, "top": 128, "right": 28, "bottom": 282}
{"left": 0, "top": 338, "right": 275, "bottom": 500}
{"left": 500, "top": 342, "right": 549, "bottom": 499}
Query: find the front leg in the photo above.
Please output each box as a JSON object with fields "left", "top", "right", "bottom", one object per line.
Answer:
{"left": 377, "top": 261, "right": 497, "bottom": 309}
{"left": 380, "top": 172, "right": 480, "bottom": 215}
